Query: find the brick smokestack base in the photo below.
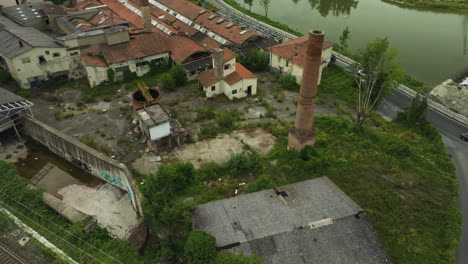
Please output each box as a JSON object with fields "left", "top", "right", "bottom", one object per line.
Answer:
{"left": 288, "top": 29, "right": 324, "bottom": 151}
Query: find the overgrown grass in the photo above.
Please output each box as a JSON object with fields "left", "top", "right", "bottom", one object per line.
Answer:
{"left": 257, "top": 114, "right": 460, "bottom": 264}
{"left": 318, "top": 64, "right": 357, "bottom": 107}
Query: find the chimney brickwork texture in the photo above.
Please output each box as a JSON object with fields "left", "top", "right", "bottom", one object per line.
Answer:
{"left": 288, "top": 30, "right": 325, "bottom": 151}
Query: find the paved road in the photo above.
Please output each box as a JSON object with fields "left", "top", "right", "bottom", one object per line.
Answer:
{"left": 381, "top": 89, "right": 468, "bottom": 264}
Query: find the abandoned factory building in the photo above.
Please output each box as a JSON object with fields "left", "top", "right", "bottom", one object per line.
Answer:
{"left": 192, "top": 177, "right": 391, "bottom": 264}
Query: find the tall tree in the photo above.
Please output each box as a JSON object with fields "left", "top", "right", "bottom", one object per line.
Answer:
{"left": 338, "top": 26, "right": 351, "bottom": 53}
{"left": 308, "top": 0, "right": 359, "bottom": 17}
{"left": 354, "top": 38, "right": 401, "bottom": 128}
{"left": 259, "top": 0, "right": 271, "bottom": 17}
{"left": 244, "top": 0, "right": 254, "bottom": 11}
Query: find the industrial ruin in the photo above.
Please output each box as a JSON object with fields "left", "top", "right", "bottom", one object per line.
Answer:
{"left": 288, "top": 30, "right": 324, "bottom": 151}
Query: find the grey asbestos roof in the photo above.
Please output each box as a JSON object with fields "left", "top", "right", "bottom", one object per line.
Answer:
{"left": 192, "top": 177, "right": 391, "bottom": 264}
{"left": 0, "top": 15, "right": 60, "bottom": 59}
{"left": 2, "top": 2, "right": 46, "bottom": 24}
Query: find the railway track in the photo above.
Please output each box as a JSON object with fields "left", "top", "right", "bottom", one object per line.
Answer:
{"left": 0, "top": 242, "right": 28, "bottom": 264}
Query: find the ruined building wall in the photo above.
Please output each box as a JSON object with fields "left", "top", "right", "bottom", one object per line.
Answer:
{"left": 23, "top": 116, "right": 143, "bottom": 216}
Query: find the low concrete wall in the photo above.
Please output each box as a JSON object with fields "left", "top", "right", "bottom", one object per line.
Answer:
{"left": 23, "top": 116, "right": 143, "bottom": 216}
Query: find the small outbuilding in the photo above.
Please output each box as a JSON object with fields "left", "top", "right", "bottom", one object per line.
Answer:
{"left": 197, "top": 48, "right": 257, "bottom": 100}
{"left": 270, "top": 37, "right": 335, "bottom": 85}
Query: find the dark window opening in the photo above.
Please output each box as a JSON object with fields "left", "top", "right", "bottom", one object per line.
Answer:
{"left": 45, "top": 18, "right": 50, "bottom": 25}
{"left": 247, "top": 85, "right": 252, "bottom": 96}
{"left": 224, "top": 64, "right": 230, "bottom": 70}
{"left": 232, "top": 89, "right": 237, "bottom": 95}
{"left": 45, "top": 51, "right": 50, "bottom": 55}
{"left": 53, "top": 52, "right": 60, "bottom": 57}
{"left": 136, "top": 61, "right": 149, "bottom": 67}
{"left": 190, "top": 70, "right": 196, "bottom": 76}
{"left": 70, "top": 52, "right": 79, "bottom": 56}
{"left": 211, "top": 85, "right": 215, "bottom": 91}
{"left": 38, "top": 56, "right": 46, "bottom": 64}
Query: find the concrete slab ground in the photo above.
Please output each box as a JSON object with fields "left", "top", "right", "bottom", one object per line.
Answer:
{"left": 172, "top": 128, "right": 275, "bottom": 169}
{"left": 34, "top": 165, "right": 82, "bottom": 198}
{"left": 58, "top": 183, "right": 140, "bottom": 240}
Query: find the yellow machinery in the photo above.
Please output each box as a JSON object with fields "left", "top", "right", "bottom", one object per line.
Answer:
{"left": 137, "top": 81, "right": 157, "bottom": 104}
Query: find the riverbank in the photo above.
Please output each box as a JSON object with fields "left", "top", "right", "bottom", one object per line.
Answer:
{"left": 383, "top": 0, "right": 468, "bottom": 12}
{"left": 220, "top": 0, "right": 302, "bottom": 37}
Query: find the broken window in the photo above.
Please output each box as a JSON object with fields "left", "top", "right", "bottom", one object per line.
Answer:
{"left": 70, "top": 52, "right": 79, "bottom": 56}
{"left": 136, "top": 61, "right": 149, "bottom": 67}
{"left": 38, "top": 56, "right": 46, "bottom": 64}
{"left": 224, "top": 64, "right": 230, "bottom": 70}
{"left": 211, "top": 85, "right": 215, "bottom": 91}
{"left": 53, "top": 52, "right": 60, "bottom": 57}
{"left": 21, "top": 57, "right": 30, "bottom": 63}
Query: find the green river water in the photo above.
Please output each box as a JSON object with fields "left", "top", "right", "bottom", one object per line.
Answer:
{"left": 235, "top": 0, "right": 468, "bottom": 88}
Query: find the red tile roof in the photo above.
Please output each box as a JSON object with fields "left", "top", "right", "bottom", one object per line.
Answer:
{"left": 197, "top": 69, "right": 219, "bottom": 87}
{"left": 166, "top": 35, "right": 209, "bottom": 63}
{"left": 234, "top": 63, "right": 256, "bottom": 79}
{"left": 156, "top": 0, "right": 204, "bottom": 21}
{"left": 150, "top": 0, "right": 260, "bottom": 46}
{"left": 271, "top": 36, "right": 335, "bottom": 67}
{"left": 223, "top": 48, "right": 236, "bottom": 62}
{"left": 101, "top": 33, "right": 169, "bottom": 64}
{"left": 76, "top": 0, "right": 103, "bottom": 11}
{"left": 197, "top": 62, "right": 256, "bottom": 87}
{"left": 81, "top": 54, "right": 108, "bottom": 67}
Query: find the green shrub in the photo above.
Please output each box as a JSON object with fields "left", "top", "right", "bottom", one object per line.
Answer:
{"left": 237, "top": 49, "right": 269, "bottom": 72}
{"left": 152, "top": 163, "right": 195, "bottom": 194}
{"left": 247, "top": 174, "right": 277, "bottom": 193}
{"left": 169, "top": 64, "right": 188, "bottom": 86}
{"left": 107, "top": 69, "right": 115, "bottom": 83}
{"left": 225, "top": 152, "right": 258, "bottom": 177}
{"left": 160, "top": 73, "right": 176, "bottom": 91}
{"left": 278, "top": 74, "right": 299, "bottom": 91}
{"left": 197, "top": 162, "right": 224, "bottom": 182}
{"left": 184, "top": 230, "right": 217, "bottom": 264}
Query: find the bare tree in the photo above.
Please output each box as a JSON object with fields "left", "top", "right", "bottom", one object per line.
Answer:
{"left": 260, "top": 0, "right": 271, "bottom": 17}
{"left": 354, "top": 38, "right": 401, "bottom": 128}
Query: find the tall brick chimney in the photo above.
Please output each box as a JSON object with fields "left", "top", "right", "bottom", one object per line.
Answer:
{"left": 288, "top": 30, "right": 324, "bottom": 151}
{"left": 141, "top": 0, "right": 152, "bottom": 33}
{"left": 213, "top": 48, "right": 224, "bottom": 80}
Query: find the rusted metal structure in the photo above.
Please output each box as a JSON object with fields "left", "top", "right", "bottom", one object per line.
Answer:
{"left": 288, "top": 30, "right": 324, "bottom": 151}
{"left": 132, "top": 81, "right": 161, "bottom": 110}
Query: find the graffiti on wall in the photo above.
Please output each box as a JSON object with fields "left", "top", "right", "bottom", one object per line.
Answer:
{"left": 100, "top": 171, "right": 125, "bottom": 188}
